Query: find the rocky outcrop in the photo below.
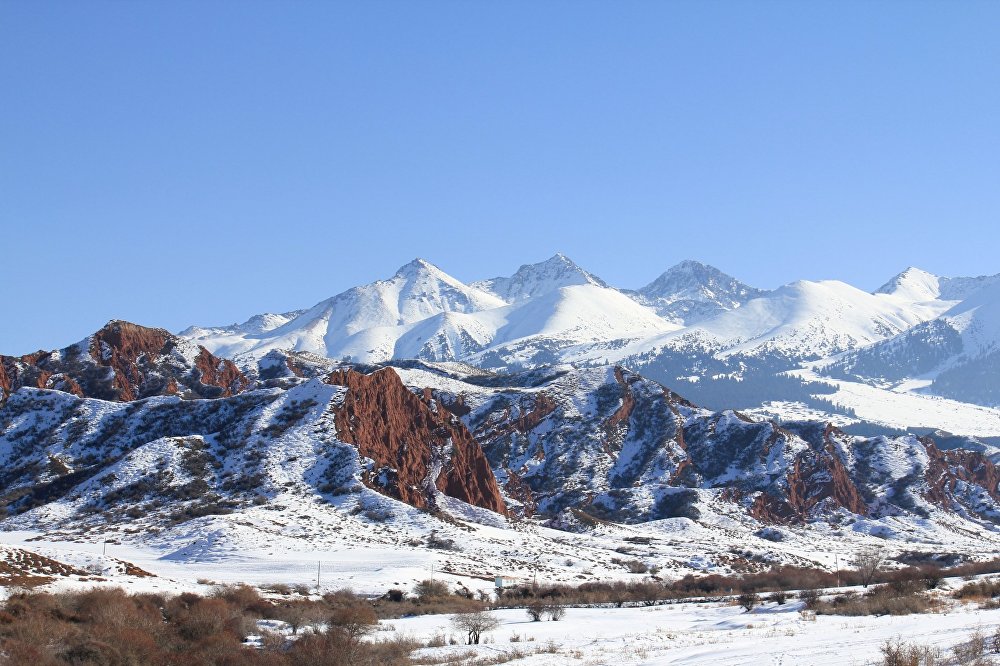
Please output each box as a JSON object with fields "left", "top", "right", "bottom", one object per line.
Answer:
{"left": 326, "top": 368, "right": 506, "bottom": 515}
{"left": 438, "top": 365, "right": 1000, "bottom": 527}
{"left": 606, "top": 366, "right": 637, "bottom": 430}
{"left": 0, "top": 321, "right": 249, "bottom": 402}
{"left": 194, "top": 348, "right": 249, "bottom": 397}
{"left": 923, "top": 438, "right": 1000, "bottom": 509}
{"left": 751, "top": 425, "right": 868, "bottom": 523}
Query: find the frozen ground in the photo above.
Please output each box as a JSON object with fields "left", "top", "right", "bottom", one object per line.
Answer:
{"left": 386, "top": 600, "right": 1000, "bottom": 665}
{"left": 3, "top": 529, "right": 1000, "bottom": 665}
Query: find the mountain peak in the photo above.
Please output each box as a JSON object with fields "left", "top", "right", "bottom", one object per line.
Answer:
{"left": 473, "top": 254, "right": 607, "bottom": 303}
{"left": 640, "top": 260, "right": 760, "bottom": 300}
{"left": 634, "top": 261, "right": 765, "bottom": 323}
{"left": 393, "top": 257, "right": 442, "bottom": 278}
{"left": 875, "top": 267, "right": 942, "bottom": 301}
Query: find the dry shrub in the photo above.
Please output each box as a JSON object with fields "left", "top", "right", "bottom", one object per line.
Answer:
{"left": 879, "top": 638, "right": 941, "bottom": 666}
{"left": 329, "top": 604, "right": 377, "bottom": 639}
{"left": 0, "top": 639, "right": 64, "bottom": 666}
{"left": 90, "top": 624, "right": 162, "bottom": 664}
{"left": 212, "top": 583, "right": 264, "bottom": 611}
{"left": 413, "top": 579, "right": 450, "bottom": 600}
{"left": 287, "top": 630, "right": 356, "bottom": 666}
{"left": 814, "top": 582, "right": 936, "bottom": 617}
{"left": 954, "top": 578, "right": 1000, "bottom": 601}
{"left": 363, "top": 636, "right": 421, "bottom": 666}
{"left": 58, "top": 636, "right": 123, "bottom": 665}
{"left": 275, "top": 601, "right": 325, "bottom": 635}
{"left": 173, "top": 597, "right": 237, "bottom": 641}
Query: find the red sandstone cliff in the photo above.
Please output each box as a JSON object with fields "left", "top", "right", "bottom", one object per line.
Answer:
{"left": 326, "top": 368, "right": 507, "bottom": 516}
{"left": 1, "top": 320, "right": 249, "bottom": 401}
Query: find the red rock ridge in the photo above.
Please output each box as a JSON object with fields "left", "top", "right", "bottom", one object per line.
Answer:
{"left": 751, "top": 425, "right": 867, "bottom": 523}
{"left": 923, "top": 438, "right": 1000, "bottom": 508}
{"left": 89, "top": 321, "right": 173, "bottom": 401}
{"left": 1, "top": 320, "right": 249, "bottom": 402}
{"left": 606, "top": 366, "right": 636, "bottom": 430}
{"left": 194, "top": 348, "right": 250, "bottom": 397}
{"left": 474, "top": 393, "right": 557, "bottom": 444}
{"left": 326, "top": 368, "right": 507, "bottom": 516}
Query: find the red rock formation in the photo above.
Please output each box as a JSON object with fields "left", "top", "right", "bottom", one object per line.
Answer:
{"left": 326, "top": 368, "right": 507, "bottom": 516}
{"left": 0, "top": 353, "right": 62, "bottom": 399}
{"left": 606, "top": 366, "right": 636, "bottom": 430}
{"left": 751, "top": 425, "right": 867, "bottom": 523}
{"left": 1, "top": 320, "right": 249, "bottom": 402}
{"left": 89, "top": 321, "right": 172, "bottom": 401}
{"left": 474, "top": 393, "right": 557, "bottom": 444}
{"left": 194, "top": 348, "right": 250, "bottom": 397}
{"left": 0, "top": 357, "right": 12, "bottom": 398}
{"left": 923, "top": 438, "right": 1000, "bottom": 507}
{"left": 502, "top": 468, "right": 536, "bottom": 516}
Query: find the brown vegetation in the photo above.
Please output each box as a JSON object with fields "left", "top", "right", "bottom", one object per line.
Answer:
{"left": 0, "top": 584, "right": 411, "bottom": 666}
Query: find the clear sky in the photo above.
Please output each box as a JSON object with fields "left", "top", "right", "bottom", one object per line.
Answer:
{"left": 2, "top": 1, "right": 999, "bottom": 354}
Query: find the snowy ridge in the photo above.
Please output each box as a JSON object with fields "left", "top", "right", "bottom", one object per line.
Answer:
{"left": 877, "top": 266, "right": 1000, "bottom": 303}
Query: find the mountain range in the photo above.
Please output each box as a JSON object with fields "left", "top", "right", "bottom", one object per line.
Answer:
{"left": 181, "top": 254, "right": 1000, "bottom": 436}
{"left": 4, "top": 255, "right": 1000, "bottom": 583}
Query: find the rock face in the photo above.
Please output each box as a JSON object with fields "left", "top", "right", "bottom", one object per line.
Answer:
{"left": 327, "top": 368, "right": 507, "bottom": 515}
{"left": 407, "top": 363, "right": 1000, "bottom": 526}
{"left": 0, "top": 320, "right": 249, "bottom": 402}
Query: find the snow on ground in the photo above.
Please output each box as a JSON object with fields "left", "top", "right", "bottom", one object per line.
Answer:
{"left": 4, "top": 526, "right": 1000, "bottom": 664}
{"left": 790, "top": 368, "right": 1000, "bottom": 437}
{"left": 386, "top": 600, "right": 1000, "bottom": 665}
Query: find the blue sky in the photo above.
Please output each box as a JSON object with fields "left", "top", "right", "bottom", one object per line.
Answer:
{"left": 2, "top": 1, "right": 999, "bottom": 354}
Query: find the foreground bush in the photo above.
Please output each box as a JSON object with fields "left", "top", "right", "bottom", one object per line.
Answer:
{"left": 0, "top": 587, "right": 411, "bottom": 666}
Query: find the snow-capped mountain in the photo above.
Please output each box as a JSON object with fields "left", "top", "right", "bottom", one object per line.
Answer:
{"left": 876, "top": 266, "right": 1000, "bottom": 303}
{"left": 675, "top": 278, "right": 942, "bottom": 359}
{"left": 472, "top": 253, "right": 607, "bottom": 303}
{"left": 574, "top": 278, "right": 948, "bottom": 384}
{"left": 184, "top": 255, "right": 676, "bottom": 367}
{"left": 183, "top": 258, "right": 507, "bottom": 363}
{"left": 823, "top": 279, "right": 1000, "bottom": 407}
{"left": 174, "top": 255, "right": 1000, "bottom": 435}
{"left": 180, "top": 309, "right": 305, "bottom": 340}
{"left": 627, "top": 259, "right": 767, "bottom": 323}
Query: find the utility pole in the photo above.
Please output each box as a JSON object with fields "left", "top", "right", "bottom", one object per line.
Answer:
{"left": 102, "top": 541, "right": 107, "bottom": 557}
{"left": 317, "top": 561, "right": 321, "bottom": 593}
{"left": 836, "top": 554, "right": 840, "bottom": 588}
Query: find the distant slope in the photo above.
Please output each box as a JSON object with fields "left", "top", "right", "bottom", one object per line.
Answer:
{"left": 824, "top": 280, "right": 1000, "bottom": 407}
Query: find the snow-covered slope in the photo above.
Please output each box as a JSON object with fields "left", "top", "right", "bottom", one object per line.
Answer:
{"left": 183, "top": 259, "right": 507, "bottom": 363}
{"left": 876, "top": 266, "right": 1000, "bottom": 303}
{"left": 628, "top": 260, "right": 767, "bottom": 323}
{"left": 6, "top": 360, "right": 1000, "bottom": 587}
{"left": 823, "top": 279, "right": 1000, "bottom": 407}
